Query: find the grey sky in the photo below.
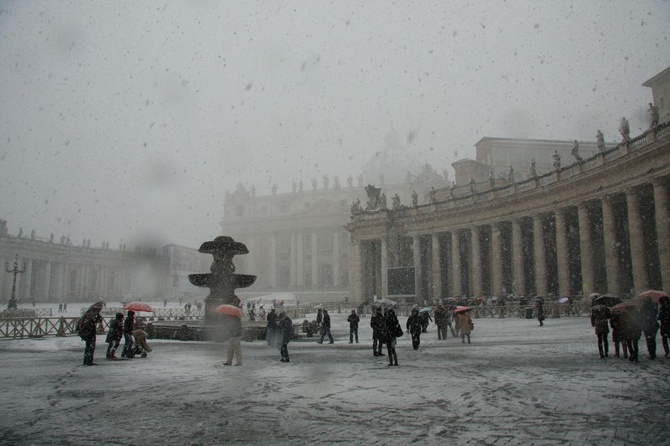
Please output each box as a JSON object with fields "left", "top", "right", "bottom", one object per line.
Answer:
{"left": 1, "top": 1, "right": 668, "bottom": 249}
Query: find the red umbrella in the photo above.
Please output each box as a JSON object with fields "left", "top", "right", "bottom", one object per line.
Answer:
{"left": 453, "top": 306, "right": 473, "bottom": 314}
{"left": 214, "top": 304, "right": 243, "bottom": 317}
{"left": 639, "top": 289, "right": 669, "bottom": 302}
{"left": 123, "top": 302, "right": 154, "bottom": 313}
{"left": 611, "top": 301, "right": 639, "bottom": 312}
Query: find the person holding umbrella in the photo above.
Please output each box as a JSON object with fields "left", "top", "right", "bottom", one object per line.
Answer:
{"left": 455, "top": 308, "right": 474, "bottom": 344}
{"left": 121, "top": 310, "right": 136, "bottom": 358}
{"left": 223, "top": 314, "right": 243, "bottom": 366}
{"left": 384, "top": 308, "right": 401, "bottom": 366}
{"left": 640, "top": 296, "right": 659, "bottom": 360}
{"left": 371, "top": 307, "right": 385, "bottom": 357}
{"left": 591, "top": 305, "right": 611, "bottom": 358}
{"left": 77, "top": 302, "right": 103, "bottom": 366}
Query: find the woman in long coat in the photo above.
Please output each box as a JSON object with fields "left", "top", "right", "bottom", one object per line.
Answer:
{"left": 456, "top": 312, "right": 473, "bottom": 344}
{"left": 620, "top": 307, "right": 642, "bottom": 363}
{"left": 640, "top": 296, "right": 659, "bottom": 360}
{"left": 105, "top": 313, "right": 124, "bottom": 359}
{"left": 406, "top": 308, "right": 423, "bottom": 350}
{"left": 591, "top": 305, "right": 611, "bottom": 358}
{"left": 384, "top": 309, "right": 400, "bottom": 366}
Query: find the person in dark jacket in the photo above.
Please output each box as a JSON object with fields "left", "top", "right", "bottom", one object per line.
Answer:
{"left": 370, "top": 307, "right": 385, "bottom": 356}
{"left": 610, "top": 309, "right": 628, "bottom": 358}
{"left": 536, "top": 298, "right": 545, "bottom": 326}
{"left": 121, "top": 310, "right": 135, "bottom": 358}
{"left": 591, "top": 305, "right": 611, "bottom": 358}
{"left": 406, "top": 308, "right": 423, "bottom": 350}
{"left": 434, "top": 304, "right": 448, "bottom": 340}
{"left": 640, "top": 296, "right": 659, "bottom": 359}
{"left": 106, "top": 313, "right": 124, "bottom": 359}
{"left": 420, "top": 311, "right": 432, "bottom": 333}
{"left": 347, "top": 309, "right": 360, "bottom": 344}
{"left": 658, "top": 296, "right": 670, "bottom": 357}
{"left": 317, "top": 309, "right": 334, "bottom": 344}
{"left": 277, "top": 312, "right": 293, "bottom": 362}
{"left": 620, "top": 307, "right": 642, "bottom": 363}
{"left": 384, "top": 309, "right": 400, "bottom": 366}
{"left": 78, "top": 302, "right": 103, "bottom": 366}
{"left": 223, "top": 315, "right": 243, "bottom": 366}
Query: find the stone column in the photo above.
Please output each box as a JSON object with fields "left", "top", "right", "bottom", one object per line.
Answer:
{"left": 333, "top": 231, "right": 341, "bottom": 287}
{"left": 491, "top": 224, "right": 503, "bottom": 297}
{"left": 555, "top": 210, "right": 571, "bottom": 296}
{"left": 349, "top": 238, "right": 363, "bottom": 302}
{"left": 381, "top": 238, "right": 389, "bottom": 299}
{"left": 269, "top": 234, "right": 277, "bottom": 288}
{"left": 626, "top": 189, "right": 648, "bottom": 293}
{"left": 577, "top": 203, "right": 595, "bottom": 296}
{"left": 601, "top": 196, "right": 621, "bottom": 294}
{"left": 19, "top": 258, "right": 33, "bottom": 302}
{"left": 43, "top": 261, "right": 52, "bottom": 300}
{"left": 653, "top": 180, "right": 670, "bottom": 289}
{"left": 431, "top": 233, "right": 442, "bottom": 300}
{"left": 471, "top": 226, "right": 482, "bottom": 296}
{"left": 533, "top": 215, "right": 548, "bottom": 297}
{"left": 290, "top": 232, "right": 297, "bottom": 287}
{"left": 311, "top": 232, "right": 319, "bottom": 287}
{"left": 512, "top": 219, "right": 525, "bottom": 296}
{"left": 451, "top": 231, "right": 462, "bottom": 296}
{"left": 297, "top": 232, "right": 304, "bottom": 287}
{"left": 413, "top": 234, "right": 422, "bottom": 300}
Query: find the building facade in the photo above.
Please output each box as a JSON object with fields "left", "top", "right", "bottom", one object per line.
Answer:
{"left": 346, "top": 68, "right": 670, "bottom": 304}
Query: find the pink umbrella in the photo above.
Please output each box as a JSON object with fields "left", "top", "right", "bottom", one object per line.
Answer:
{"left": 123, "top": 302, "right": 154, "bottom": 313}
{"left": 639, "top": 289, "right": 669, "bottom": 302}
{"left": 214, "top": 304, "right": 243, "bottom": 317}
{"left": 453, "top": 306, "right": 473, "bottom": 314}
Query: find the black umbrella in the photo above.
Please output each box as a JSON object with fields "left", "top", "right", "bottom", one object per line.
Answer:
{"left": 592, "top": 294, "right": 622, "bottom": 307}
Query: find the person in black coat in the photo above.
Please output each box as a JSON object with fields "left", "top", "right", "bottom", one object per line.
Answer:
{"left": 106, "top": 313, "right": 124, "bottom": 359}
{"left": 620, "top": 307, "right": 642, "bottom": 363}
{"left": 317, "top": 310, "right": 334, "bottom": 344}
{"left": 370, "top": 307, "right": 385, "bottom": 356}
{"left": 347, "top": 309, "right": 360, "bottom": 344}
{"left": 640, "top": 296, "right": 659, "bottom": 360}
{"left": 277, "top": 312, "right": 293, "bottom": 362}
{"left": 77, "top": 302, "right": 103, "bottom": 366}
{"left": 406, "top": 308, "right": 423, "bottom": 350}
{"left": 384, "top": 309, "right": 400, "bottom": 366}
{"left": 121, "top": 310, "right": 136, "bottom": 358}
{"left": 266, "top": 308, "right": 278, "bottom": 347}
{"left": 658, "top": 296, "right": 670, "bottom": 358}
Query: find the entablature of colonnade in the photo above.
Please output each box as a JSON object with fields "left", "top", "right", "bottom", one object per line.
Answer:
{"left": 347, "top": 123, "right": 670, "bottom": 235}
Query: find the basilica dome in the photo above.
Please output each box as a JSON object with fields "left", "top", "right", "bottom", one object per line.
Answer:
{"left": 361, "top": 128, "right": 422, "bottom": 186}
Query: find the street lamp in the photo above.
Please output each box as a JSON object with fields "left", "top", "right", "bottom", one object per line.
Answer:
{"left": 5, "top": 253, "right": 26, "bottom": 310}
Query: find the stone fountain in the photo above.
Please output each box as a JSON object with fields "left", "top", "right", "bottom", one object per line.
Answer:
{"left": 188, "top": 235, "right": 256, "bottom": 325}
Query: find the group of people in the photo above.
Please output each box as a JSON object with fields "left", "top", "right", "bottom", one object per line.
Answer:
{"left": 263, "top": 308, "right": 294, "bottom": 363}
{"left": 77, "top": 304, "right": 151, "bottom": 366}
{"left": 591, "top": 295, "right": 670, "bottom": 363}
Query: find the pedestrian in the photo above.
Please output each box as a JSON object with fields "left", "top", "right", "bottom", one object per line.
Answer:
{"left": 121, "top": 310, "right": 136, "bottom": 358}
{"left": 640, "top": 296, "right": 659, "bottom": 360}
{"left": 63, "top": 302, "right": 67, "bottom": 312}
{"left": 591, "top": 305, "right": 611, "bottom": 358}
{"left": 620, "top": 307, "right": 642, "bottom": 363}
{"left": 265, "top": 308, "right": 278, "bottom": 347}
{"left": 420, "top": 310, "right": 432, "bottom": 333}
{"left": 317, "top": 309, "right": 334, "bottom": 344}
{"left": 131, "top": 329, "right": 152, "bottom": 357}
{"left": 77, "top": 302, "right": 103, "bottom": 366}
{"left": 536, "top": 298, "right": 545, "bottom": 326}
{"left": 105, "top": 313, "right": 124, "bottom": 359}
{"left": 610, "top": 309, "right": 629, "bottom": 359}
{"left": 406, "top": 308, "right": 423, "bottom": 350}
{"left": 347, "top": 309, "right": 360, "bottom": 344}
{"left": 316, "top": 308, "right": 323, "bottom": 334}
{"left": 223, "top": 315, "right": 243, "bottom": 366}
{"left": 384, "top": 308, "right": 401, "bottom": 366}
{"left": 456, "top": 311, "right": 473, "bottom": 344}
{"left": 658, "top": 296, "right": 670, "bottom": 358}
{"left": 371, "top": 307, "right": 385, "bottom": 356}
{"left": 434, "top": 304, "right": 449, "bottom": 340}
{"left": 58, "top": 303, "right": 63, "bottom": 313}
{"left": 277, "top": 311, "right": 292, "bottom": 363}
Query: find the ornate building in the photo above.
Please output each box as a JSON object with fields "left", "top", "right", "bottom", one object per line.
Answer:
{"left": 346, "top": 67, "right": 670, "bottom": 304}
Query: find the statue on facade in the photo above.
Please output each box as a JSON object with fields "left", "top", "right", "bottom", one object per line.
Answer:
{"left": 508, "top": 166, "right": 515, "bottom": 183}
{"left": 365, "top": 184, "right": 381, "bottom": 210}
{"left": 347, "top": 175, "right": 353, "bottom": 188}
{"left": 379, "top": 174, "right": 385, "bottom": 186}
{"left": 18, "top": 227, "right": 23, "bottom": 238}
{"left": 322, "top": 175, "right": 329, "bottom": 189}
{"left": 312, "top": 178, "right": 317, "bottom": 190}
{"left": 443, "top": 169, "right": 449, "bottom": 182}
{"left": 648, "top": 103, "right": 659, "bottom": 129}
{"left": 380, "top": 193, "right": 387, "bottom": 210}
{"left": 350, "top": 198, "right": 362, "bottom": 215}
{"left": 571, "top": 140, "right": 582, "bottom": 162}
{"left": 333, "top": 176, "right": 340, "bottom": 190}
{"left": 411, "top": 190, "right": 418, "bottom": 207}
{"left": 449, "top": 183, "right": 455, "bottom": 199}
{"left": 292, "top": 181, "right": 297, "bottom": 193}
{"left": 596, "top": 130, "right": 606, "bottom": 152}
{"left": 392, "top": 193, "right": 401, "bottom": 210}
{"left": 49, "top": 233, "right": 54, "bottom": 243}
{"left": 469, "top": 177, "right": 477, "bottom": 193}
{"left": 406, "top": 171, "right": 413, "bottom": 184}
{"left": 529, "top": 159, "right": 537, "bottom": 178}
{"left": 488, "top": 171, "right": 495, "bottom": 187}
{"left": 619, "top": 117, "right": 630, "bottom": 142}
{"left": 271, "top": 183, "right": 278, "bottom": 194}
{"left": 552, "top": 150, "right": 561, "bottom": 170}
{"left": 30, "top": 229, "right": 35, "bottom": 240}
{"left": 0, "top": 220, "right": 7, "bottom": 237}
{"left": 357, "top": 175, "right": 364, "bottom": 187}
{"left": 429, "top": 187, "right": 437, "bottom": 204}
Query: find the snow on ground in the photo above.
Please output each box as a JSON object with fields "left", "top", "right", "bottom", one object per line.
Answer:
{"left": 1, "top": 304, "right": 669, "bottom": 445}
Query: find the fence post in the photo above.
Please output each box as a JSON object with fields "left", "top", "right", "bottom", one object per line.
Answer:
{"left": 57, "top": 317, "right": 66, "bottom": 337}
